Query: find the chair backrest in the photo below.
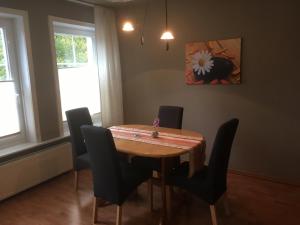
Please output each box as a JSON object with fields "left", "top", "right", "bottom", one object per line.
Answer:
{"left": 81, "top": 125, "right": 122, "bottom": 203}
{"left": 158, "top": 106, "right": 184, "bottom": 129}
{"left": 207, "top": 119, "right": 239, "bottom": 191}
{"left": 65, "top": 107, "right": 93, "bottom": 157}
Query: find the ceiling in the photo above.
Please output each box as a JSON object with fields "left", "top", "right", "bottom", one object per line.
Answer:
{"left": 73, "top": 0, "right": 148, "bottom": 7}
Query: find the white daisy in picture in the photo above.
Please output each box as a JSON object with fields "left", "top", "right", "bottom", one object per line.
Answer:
{"left": 192, "top": 50, "right": 214, "bottom": 76}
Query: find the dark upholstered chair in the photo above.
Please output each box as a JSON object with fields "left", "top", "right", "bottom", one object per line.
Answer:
{"left": 65, "top": 107, "right": 93, "bottom": 190}
{"left": 81, "top": 125, "right": 152, "bottom": 225}
{"left": 158, "top": 105, "right": 184, "bottom": 129}
{"left": 167, "top": 119, "right": 239, "bottom": 225}
{"left": 131, "top": 105, "right": 184, "bottom": 210}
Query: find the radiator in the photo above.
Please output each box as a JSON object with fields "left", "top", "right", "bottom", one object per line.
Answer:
{"left": 0, "top": 143, "right": 73, "bottom": 201}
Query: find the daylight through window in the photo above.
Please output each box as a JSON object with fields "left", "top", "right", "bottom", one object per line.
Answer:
{"left": 53, "top": 22, "right": 101, "bottom": 134}
{"left": 0, "top": 24, "right": 23, "bottom": 140}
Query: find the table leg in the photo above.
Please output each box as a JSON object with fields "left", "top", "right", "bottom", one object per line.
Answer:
{"left": 166, "top": 185, "right": 172, "bottom": 219}
{"left": 160, "top": 158, "right": 167, "bottom": 225}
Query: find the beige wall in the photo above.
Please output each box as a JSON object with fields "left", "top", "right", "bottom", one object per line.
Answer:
{"left": 0, "top": 0, "right": 299, "bottom": 183}
{"left": 117, "top": 0, "right": 300, "bottom": 183}
{"left": 0, "top": 0, "right": 94, "bottom": 140}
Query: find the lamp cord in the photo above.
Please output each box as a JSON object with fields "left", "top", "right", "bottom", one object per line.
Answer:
{"left": 141, "top": 0, "right": 150, "bottom": 46}
{"left": 165, "top": 0, "right": 168, "bottom": 29}
{"left": 165, "top": 0, "right": 169, "bottom": 51}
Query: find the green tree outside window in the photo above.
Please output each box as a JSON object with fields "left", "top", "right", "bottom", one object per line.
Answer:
{"left": 54, "top": 34, "right": 88, "bottom": 69}
{"left": 0, "top": 29, "right": 7, "bottom": 81}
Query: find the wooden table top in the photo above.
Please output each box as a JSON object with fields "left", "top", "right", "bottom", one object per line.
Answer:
{"left": 113, "top": 124, "right": 204, "bottom": 158}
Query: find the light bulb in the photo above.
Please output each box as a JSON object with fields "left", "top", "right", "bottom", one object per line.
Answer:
{"left": 160, "top": 31, "right": 174, "bottom": 40}
{"left": 122, "top": 22, "right": 134, "bottom": 32}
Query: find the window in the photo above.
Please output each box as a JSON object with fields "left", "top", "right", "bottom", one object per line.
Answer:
{"left": 0, "top": 9, "right": 39, "bottom": 149}
{"left": 51, "top": 20, "right": 101, "bottom": 134}
{"left": 0, "top": 18, "right": 25, "bottom": 147}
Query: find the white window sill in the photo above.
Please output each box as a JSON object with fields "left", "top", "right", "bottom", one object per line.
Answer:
{"left": 0, "top": 142, "right": 37, "bottom": 158}
{"left": 0, "top": 136, "right": 70, "bottom": 165}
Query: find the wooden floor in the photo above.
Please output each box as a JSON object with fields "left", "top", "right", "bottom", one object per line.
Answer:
{"left": 0, "top": 170, "right": 299, "bottom": 225}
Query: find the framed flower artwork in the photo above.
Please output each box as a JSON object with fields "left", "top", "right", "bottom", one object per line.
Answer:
{"left": 185, "top": 38, "right": 241, "bottom": 85}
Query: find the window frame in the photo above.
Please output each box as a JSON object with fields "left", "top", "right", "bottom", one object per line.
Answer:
{"left": 48, "top": 16, "right": 100, "bottom": 136}
{"left": 0, "top": 7, "right": 40, "bottom": 150}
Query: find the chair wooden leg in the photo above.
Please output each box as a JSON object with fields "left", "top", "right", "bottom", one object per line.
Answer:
{"left": 148, "top": 179, "right": 154, "bottom": 211}
{"left": 93, "top": 197, "right": 98, "bottom": 224}
{"left": 209, "top": 205, "right": 218, "bottom": 225}
{"left": 223, "top": 192, "right": 231, "bottom": 216}
{"left": 116, "top": 205, "right": 122, "bottom": 225}
{"left": 74, "top": 171, "right": 78, "bottom": 191}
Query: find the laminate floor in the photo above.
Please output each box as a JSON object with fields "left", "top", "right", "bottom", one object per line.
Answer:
{"left": 0, "top": 170, "right": 299, "bottom": 225}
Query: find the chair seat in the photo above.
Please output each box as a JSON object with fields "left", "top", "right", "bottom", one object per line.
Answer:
{"left": 167, "top": 162, "right": 224, "bottom": 204}
{"left": 167, "top": 162, "right": 207, "bottom": 186}
{"left": 118, "top": 152, "right": 130, "bottom": 163}
{"left": 76, "top": 152, "right": 128, "bottom": 171}
{"left": 131, "top": 156, "right": 180, "bottom": 172}
{"left": 131, "top": 157, "right": 161, "bottom": 171}
{"left": 76, "top": 153, "right": 90, "bottom": 171}
{"left": 120, "top": 162, "right": 152, "bottom": 202}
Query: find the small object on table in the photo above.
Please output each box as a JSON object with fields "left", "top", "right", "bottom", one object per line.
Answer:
{"left": 152, "top": 117, "right": 160, "bottom": 138}
{"left": 133, "top": 133, "right": 141, "bottom": 138}
{"left": 153, "top": 117, "right": 160, "bottom": 127}
{"left": 151, "top": 131, "right": 159, "bottom": 138}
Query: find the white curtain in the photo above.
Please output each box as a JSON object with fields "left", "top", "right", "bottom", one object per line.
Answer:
{"left": 94, "top": 6, "right": 124, "bottom": 127}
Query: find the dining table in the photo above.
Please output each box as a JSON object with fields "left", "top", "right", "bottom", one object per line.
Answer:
{"left": 109, "top": 124, "right": 206, "bottom": 225}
